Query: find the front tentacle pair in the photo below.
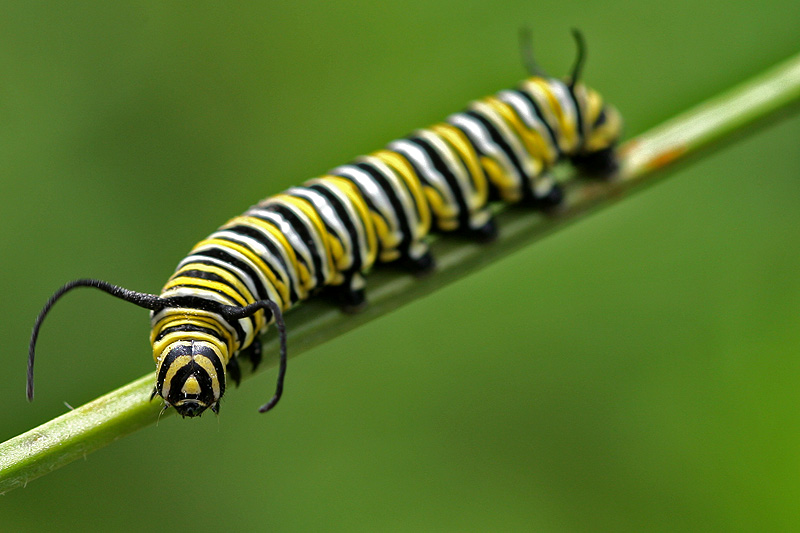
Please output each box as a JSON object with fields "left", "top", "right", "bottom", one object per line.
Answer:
{"left": 27, "top": 278, "right": 287, "bottom": 414}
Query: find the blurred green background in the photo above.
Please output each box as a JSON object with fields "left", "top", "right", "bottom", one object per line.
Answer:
{"left": 1, "top": 1, "right": 798, "bottom": 531}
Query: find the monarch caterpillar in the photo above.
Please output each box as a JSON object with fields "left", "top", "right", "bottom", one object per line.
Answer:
{"left": 27, "top": 30, "right": 622, "bottom": 418}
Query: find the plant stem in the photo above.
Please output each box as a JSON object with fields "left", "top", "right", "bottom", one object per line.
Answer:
{"left": 2, "top": 51, "right": 799, "bottom": 495}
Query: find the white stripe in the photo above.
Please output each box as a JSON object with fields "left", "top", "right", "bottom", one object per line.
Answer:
{"left": 469, "top": 101, "right": 533, "bottom": 180}
{"left": 359, "top": 155, "right": 420, "bottom": 233}
{"left": 209, "top": 230, "right": 292, "bottom": 294}
{"left": 388, "top": 138, "right": 456, "bottom": 208}
{"left": 288, "top": 186, "right": 355, "bottom": 269}
{"left": 175, "top": 254, "right": 260, "bottom": 302}
{"left": 417, "top": 128, "right": 480, "bottom": 210}
{"left": 448, "top": 112, "right": 518, "bottom": 186}
{"left": 497, "top": 89, "right": 558, "bottom": 156}
{"left": 519, "top": 80, "right": 561, "bottom": 143}
{"left": 304, "top": 178, "right": 371, "bottom": 267}
{"left": 189, "top": 242, "right": 282, "bottom": 308}
{"left": 549, "top": 80, "right": 580, "bottom": 150}
{"left": 246, "top": 208, "right": 315, "bottom": 276}
{"left": 229, "top": 214, "right": 304, "bottom": 298}
{"left": 331, "top": 164, "right": 402, "bottom": 247}
{"left": 253, "top": 201, "right": 332, "bottom": 285}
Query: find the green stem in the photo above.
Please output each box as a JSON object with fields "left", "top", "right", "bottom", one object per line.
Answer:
{"left": 2, "top": 51, "right": 799, "bottom": 495}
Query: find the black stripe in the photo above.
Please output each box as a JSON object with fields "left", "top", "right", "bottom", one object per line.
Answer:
{"left": 245, "top": 208, "right": 316, "bottom": 285}
{"left": 159, "top": 295, "right": 227, "bottom": 314}
{"left": 406, "top": 135, "right": 471, "bottom": 228}
{"left": 192, "top": 247, "right": 269, "bottom": 303}
{"left": 327, "top": 170, "right": 390, "bottom": 241}
{"left": 308, "top": 183, "right": 364, "bottom": 272}
{"left": 157, "top": 295, "right": 251, "bottom": 343}
{"left": 154, "top": 323, "right": 226, "bottom": 344}
{"left": 285, "top": 191, "right": 343, "bottom": 256}
{"left": 260, "top": 203, "right": 327, "bottom": 290}
{"left": 223, "top": 225, "right": 300, "bottom": 304}
{"left": 173, "top": 268, "right": 251, "bottom": 303}
{"left": 175, "top": 268, "right": 227, "bottom": 284}
{"left": 463, "top": 110, "right": 529, "bottom": 192}
{"left": 166, "top": 282, "right": 240, "bottom": 306}
{"left": 565, "top": 87, "right": 584, "bottom": 147}
{"left": 158, "top": 342, "right": 227, "bottom": 404}
{"left": 168, "top": 363, "right": 215, "bottom": 405}
{"left": 372, "top": 157, "right": 427, "bottom": 231}
{"left": 197, "top": 343, "right": 227, "bottom": 394}
{"left": 177, "top": 258, "right": 255, "bottom": 300}
{"left": 594, "top": 109, "right": 607, "bottom": 127}
{"left": 352, "top": 161, "right": 413, "bottom": 256}
{"left": 509, "top": 88, "right": 560, "bottom": 156}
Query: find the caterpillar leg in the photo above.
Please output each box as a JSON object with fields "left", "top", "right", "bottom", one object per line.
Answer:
{"left": 244, "top": 337, "right": 263, "bottom": 371}
{"left": 535, "top": 183, "right": 564, "bottom": 207}
{"left": 324, "top": 272, "right": 368, "bottom": 313}
{"left": 461, "top": 216, "right": 498, "bottom": 243}
{"left": 399, "top": 249, "right": 435, "bottom": 274}
{"left": 398, "top": 242, "right": 436, "bottom": 275}
{"left": 571, "top": 146, "right": 619, "bottom": 176}
{"left": 227, "top": 356, "right": 242, "bottom": 387}
{"left": 527, "top": 174, "right": 564, "bottom": 208}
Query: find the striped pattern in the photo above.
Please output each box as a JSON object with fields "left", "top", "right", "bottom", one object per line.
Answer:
{"left": 151, "top": 75, "right": 622, "bottom": 416}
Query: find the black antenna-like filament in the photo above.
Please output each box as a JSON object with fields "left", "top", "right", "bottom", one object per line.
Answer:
{"left": 28, "top": 279, "right": 289, "bottom": 415}
{"left": 223, "top": 300, "right": 288, "bottom": 413}
{"left": 27, "top": 279, "right": 165, "bottom": 401}
{"left": 519, "top": 27, "right": 547, "bottom": 77}
{"left": 569, "top": 28, "right": 587, "bottom": 88}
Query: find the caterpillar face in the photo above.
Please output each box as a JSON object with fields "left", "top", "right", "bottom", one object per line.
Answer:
{"left": 155, "top": 340, "right": 227, "bottom": 417}
{"left": 570, "top": 83, "right": 623, "bottom": 175}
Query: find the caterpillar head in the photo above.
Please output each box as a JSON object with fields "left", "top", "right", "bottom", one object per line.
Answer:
{"left": 569, "top": 83, "right": 623, "bottom": 175}
{"left": 563, "top": 29, "right": 622, "bottom": 175}
{"left": 520, "top": 28, "right": 623, "bottom": 175}
{"left": 154, "top": 340, "right": 227, "bottom": 418}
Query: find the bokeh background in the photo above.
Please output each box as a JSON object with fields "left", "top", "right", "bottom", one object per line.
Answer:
{"left": 1, "top": 1, "right": 798, "bottom": 530}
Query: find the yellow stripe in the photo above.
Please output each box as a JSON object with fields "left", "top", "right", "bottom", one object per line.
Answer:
{"left": 483, "top": 96, "right": 554, "bottom": 169}
{"left": 584, "top": 87, "right": 604, "bottom": 126}
{"left": 163, "top": 276, "right": 249, "bottom": 307}
{"left": 152, "top": 317, "right": 234, "bottom": 352}
{"left": 381, "top": 149, "right": 454, "bottom": 230}
{"left": 531, "top": 78, "right": 577, "bottom": 150}
{"left": 372, "top": 149, "right": 432, "bottom": 235}
{"left": 270, "top": 194, "right": 335, "bottom": 278}
{"left": 150, "top": 312, "right": 237, "bottom": 357}
{"left": 171, "top": 262, "right": 258, "bottom": 306}
{"left": 229, "top": 216, "right": 309, "bottom": 298}
{"left": 162, "top": 354, "right": 192, "bottom": 398}
{"left": 321, "top": 176, "right": 378, "bottom": 269}
{"left": 481, "top": 156, "right": 520, "bottom": 203}
{"left": 191, "top": 237, "right": 288, "bottom": 309}
{"left": 531, "top": 78, "right": 565, "bottom": 124}
{"left": 153, "top": 331, "right": 229, "bottom": 365}
{"left": 429, "top": 123, "right": 489, "bottom": 203}
{"left": 193, "top": 353, "right": 223, "bottom": 400}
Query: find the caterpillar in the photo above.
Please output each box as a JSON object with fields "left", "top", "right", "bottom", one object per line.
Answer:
{"left": 27, "top": 30, "right": 622, "bottom": 418}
